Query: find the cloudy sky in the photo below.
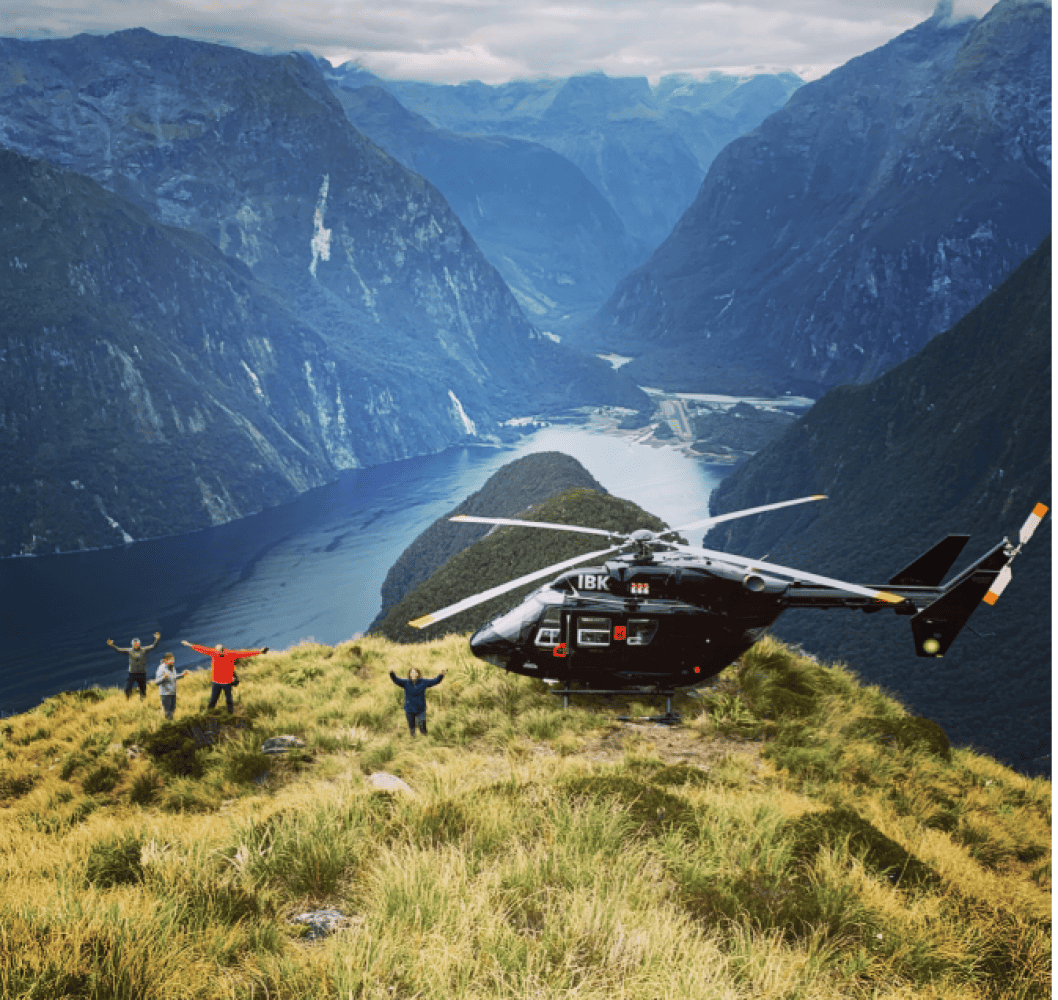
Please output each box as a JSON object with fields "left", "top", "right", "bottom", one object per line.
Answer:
{"left": 3, "top": 0, "right": 999, "bottom": 83}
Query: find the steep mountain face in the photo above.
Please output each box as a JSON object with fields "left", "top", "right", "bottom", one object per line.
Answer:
{"left": 369, "top": 452, "right": 606, "bottom": 631}
{"left": 0, "top": 30, "right": 651, "bottom": 554}
{"left": 329, "top": 84, "right": 647, "bottom": 335}
{"left": 703, "top": 236, "right": 1051, "bottom": 776}
{"left": 0, "top": 30, "right": 648, "bottom": 438}
{"left": 322, "top": 65, "right": 802, "bottom": 249}
{"left": 0, "top": 149, "right": 477, "bottom": 555}
{"left": 587, "top": 0, "right": 1051, "bottom": 394}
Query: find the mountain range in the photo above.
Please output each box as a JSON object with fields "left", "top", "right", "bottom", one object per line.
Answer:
{"left": 320, "top": 64, "right": 804, "bottom": 251}
{"left": 704, "top": 234, "right": 1051, "bottom": 777}
{"left": 0, "top": 30, "right": 647, "bottom": 555}
{"left": 581, "top": 0, "right": 1051, "bottom": 396}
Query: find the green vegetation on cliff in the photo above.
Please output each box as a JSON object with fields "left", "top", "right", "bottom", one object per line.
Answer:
{"left": 371, "top": 486, "right": 668, "bottom": 644}
{"left": 0, "top": 634, "right": 1048, "bottom": 999}
{"left": 370, "top": 452, "right": 607, "bottom": 630}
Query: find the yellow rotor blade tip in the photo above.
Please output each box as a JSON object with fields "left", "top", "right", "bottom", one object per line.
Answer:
{"left": 876, "top": 591, "right": 904, "bottom": 604}
{"left": 408, "top": 615, "right": 435, "bottom": 629}
{"left": 1033, "top": 502, "right": 1048, "bottom": 518}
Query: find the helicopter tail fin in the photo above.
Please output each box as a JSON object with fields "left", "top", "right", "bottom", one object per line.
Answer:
{"left": 910, "top": 503, "right": 1047, "bottom": 657}
{"left": 889, "top": 534, "right": 970, "bottom": 586}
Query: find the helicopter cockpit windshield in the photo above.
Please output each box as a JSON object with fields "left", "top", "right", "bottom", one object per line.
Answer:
{"left": 489, "top": 587, "right": 564, "bottom": 642}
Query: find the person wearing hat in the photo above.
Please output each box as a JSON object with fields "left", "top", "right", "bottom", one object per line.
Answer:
{"left": 107, "top": 632, "right": 161, "bottom": 700}
{"left": 181, "top": 640, "right": 269, "bottom": 714}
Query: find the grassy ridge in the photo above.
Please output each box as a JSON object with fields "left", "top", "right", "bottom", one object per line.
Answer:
{"left": 0, "top": 634, "right": 1049, "bottom": 999}
{"left": 372, "top": 487, "right": 670, "bottom": 644}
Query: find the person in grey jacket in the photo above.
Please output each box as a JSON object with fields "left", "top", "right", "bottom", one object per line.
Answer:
{"left": 153, "top": 652, "right": 190, "bottom": 720}
{"left": 107, "top": 632, "right": 161, "bottom": 700}
{"left": 390, "top": 667, "right": 445, "bottom": 736}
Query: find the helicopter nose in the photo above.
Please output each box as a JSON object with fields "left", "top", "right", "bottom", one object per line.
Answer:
{"left": 469, "top": 623, "right": 516, "bottom": 666}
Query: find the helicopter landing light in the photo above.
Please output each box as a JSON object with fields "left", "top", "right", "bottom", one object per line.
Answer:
{"left": 629, "top": 581, "right": 650, "bottom": 595}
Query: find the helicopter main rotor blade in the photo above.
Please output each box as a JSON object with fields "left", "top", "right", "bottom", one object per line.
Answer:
{"left": 662, "top": 495, "right": 827, "bottom": 536}
{"left": 408, "top": 544, "right": 625, "bottom": 629}
{"left": 450, "top": 515, "right": 616, "bottom": 538}
{"left": 667, "top": 542, "right": 904, "bottom": 604}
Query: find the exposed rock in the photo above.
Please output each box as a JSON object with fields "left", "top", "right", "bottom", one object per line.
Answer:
{"left": 260, "top": 735, "right": 306, "bottom": 755}
{"left": 0, "top": 30, "right": 648, "bottom": 554}
{"left": 368, "top": 771, "right": 414, "bottom": 794}
{"left": 290, "top": 908, "right": 356, "bottom": 941}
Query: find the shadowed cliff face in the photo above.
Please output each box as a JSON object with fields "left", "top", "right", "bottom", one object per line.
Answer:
{"left": 0, "top": 149, "right": 479, "bottom": 555}
{"left": 585, "top": 0, "right": 1051, "bottom": 394}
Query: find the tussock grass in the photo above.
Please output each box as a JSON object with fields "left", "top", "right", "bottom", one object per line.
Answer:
{"left": 0, "top": 632, "right": 1049, "bottom": 999}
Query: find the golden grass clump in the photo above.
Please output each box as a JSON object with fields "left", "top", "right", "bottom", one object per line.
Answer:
{"left": 0, "top": 631, "right": 1049, "bottom": 999}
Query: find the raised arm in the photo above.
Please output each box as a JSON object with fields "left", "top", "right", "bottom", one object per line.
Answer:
{"left": 145, "top": 632, "right": 161, "bottom": 651}
{"left": 389, "top": 671, "right": 407, "bottom": 689}
{"left": 107, "top": 639, "right": 131, "bottom": 653}
{"left": 228, "top": 647, "right": 268, "bottom": 660}
{"left": 425, "top": 673, "right": 445, "bottom": 688}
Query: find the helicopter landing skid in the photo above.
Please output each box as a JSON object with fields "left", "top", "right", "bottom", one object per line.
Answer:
{"left": 547, "top": 687, "right": 681, "bottom": 723}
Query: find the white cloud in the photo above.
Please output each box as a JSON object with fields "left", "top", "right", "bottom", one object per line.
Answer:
{"left": 0, "top": 0, "right": 1005, "bottom": 84}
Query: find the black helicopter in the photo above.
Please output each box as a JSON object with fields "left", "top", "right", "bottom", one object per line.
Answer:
{"left": 408, "top": 496, "right": 1047, "bottom": 692}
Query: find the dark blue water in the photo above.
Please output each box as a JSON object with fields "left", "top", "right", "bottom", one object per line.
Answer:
{"left": 0, "top": 426, "right": 728, "bottom": 715}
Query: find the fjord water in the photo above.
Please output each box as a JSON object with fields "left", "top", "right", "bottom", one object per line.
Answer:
{"left": 0, "top": 426, "right": 727, "bottom": 715}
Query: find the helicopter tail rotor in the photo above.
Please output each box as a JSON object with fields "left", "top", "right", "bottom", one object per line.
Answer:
{"left": 911, "top": 503, "right": 1048, "bottom": 657}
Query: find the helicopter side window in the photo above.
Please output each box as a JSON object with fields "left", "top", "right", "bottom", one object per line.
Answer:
{"left": 576, "top": 616, "right": 611, "bottom": 647}
{"left": 626, "top": 618, "right": 658, "bottom": 646}
{"left": 533, "top": 606, "right": 563, "bottom": 648}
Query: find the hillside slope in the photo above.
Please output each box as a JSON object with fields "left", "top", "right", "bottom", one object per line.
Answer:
{"left": 369, "top": 453, "right": 607, "bottom": 630}
{"left": 705, "top": 235, "right": 1051, "bottom": 776}
{"left": 0, "top": 633, "right": 1048, "bottom": 999}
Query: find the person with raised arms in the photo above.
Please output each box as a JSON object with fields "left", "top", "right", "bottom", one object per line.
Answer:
{"left": 181, "top": 640, "right": 269, "bottom": 714}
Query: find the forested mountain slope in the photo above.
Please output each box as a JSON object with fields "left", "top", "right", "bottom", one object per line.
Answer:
{"left": 705, "top": 235, "right": 1051, "bottom": 775}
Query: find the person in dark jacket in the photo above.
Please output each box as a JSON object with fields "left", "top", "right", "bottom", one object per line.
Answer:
{"left": 107, "top": 632, "right": 161, "bottom": 700}
{"left": 181, "top": 640, "right": 269, "bottom": 713}
{"left": 390, "top": 667, "right": 444, "bottom": 736}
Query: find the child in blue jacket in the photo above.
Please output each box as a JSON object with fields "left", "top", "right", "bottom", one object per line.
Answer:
{"left": 390, "top": 667, "right": 445, "bottom": 736}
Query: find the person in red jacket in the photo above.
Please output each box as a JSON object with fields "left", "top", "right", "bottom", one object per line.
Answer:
{"left": 181, "top": 640, "right": 269, "bottom": 713}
